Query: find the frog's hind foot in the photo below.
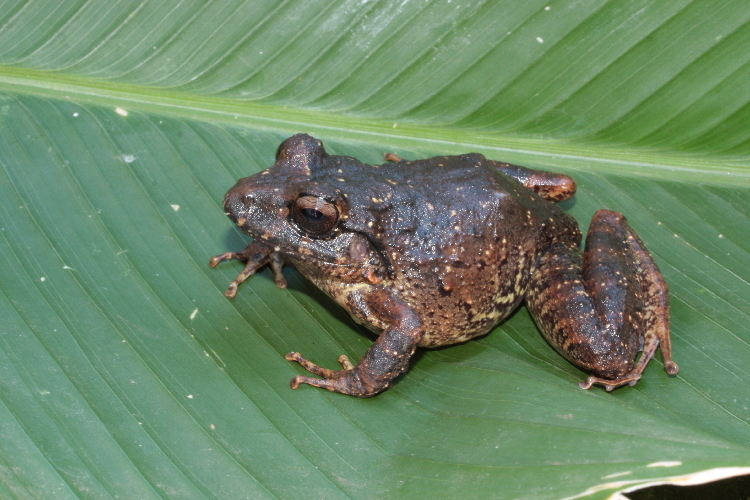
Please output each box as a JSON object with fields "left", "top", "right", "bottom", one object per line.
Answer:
{"left": 579, "top": 373, "right": 641, "bottom": 392}
{"left": 579, "top": 319, "right": 679, "bottom": 391}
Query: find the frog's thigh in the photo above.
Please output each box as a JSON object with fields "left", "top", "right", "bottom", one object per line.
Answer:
{"left": 525, "top": 210, "right": 676, "bottom": 390}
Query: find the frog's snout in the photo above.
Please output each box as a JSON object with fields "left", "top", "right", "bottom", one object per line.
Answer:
{"left": 222, "top": 182, "right": 247, "bottom": 221}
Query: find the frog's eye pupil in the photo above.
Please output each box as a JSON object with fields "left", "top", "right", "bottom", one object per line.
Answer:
{"left": 301, "top": 208, "right": 325, "bottom": 221}
{"left": 292, "top": 195, "right": 339, "bottom": 236}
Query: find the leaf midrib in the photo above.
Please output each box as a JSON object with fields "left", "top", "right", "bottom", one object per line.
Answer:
{"left": 0, "top": 65, "right": 748, "bottom": 186}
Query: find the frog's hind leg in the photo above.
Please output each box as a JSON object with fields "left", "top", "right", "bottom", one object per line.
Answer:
{"left": 487, "top": 160, "right": 577, "bottom": 202}
{"left": 383, "top": 152, "right": 406, "bottom": 163}
{"left": 524, "top": 209, "right": 678, "bottom": 391}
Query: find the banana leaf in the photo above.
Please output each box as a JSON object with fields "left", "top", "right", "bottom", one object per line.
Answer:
{"left": 0, "top": 1, "right": 748, "bottom": 498}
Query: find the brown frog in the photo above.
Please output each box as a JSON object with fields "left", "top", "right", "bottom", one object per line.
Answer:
{"left": 210, "top": 134, "right": 678, "bottom": 397}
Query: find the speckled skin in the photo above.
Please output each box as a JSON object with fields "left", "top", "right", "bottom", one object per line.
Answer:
{"left": 210, "top": 134, "right": 678, "bottom": 397}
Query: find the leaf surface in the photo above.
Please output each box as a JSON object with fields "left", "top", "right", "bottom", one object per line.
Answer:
{"left": 0, "top": 1, "right": 748, "bottom": 499}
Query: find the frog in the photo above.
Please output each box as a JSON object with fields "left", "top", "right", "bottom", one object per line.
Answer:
{"left": 210, "top": 133, "right": 679, "bottom": 397}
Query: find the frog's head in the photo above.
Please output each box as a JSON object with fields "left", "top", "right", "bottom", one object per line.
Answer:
{"left": 222, "top": 134, "right": 388, "bottom": 283}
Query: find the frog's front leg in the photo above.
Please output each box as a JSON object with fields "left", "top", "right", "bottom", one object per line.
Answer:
{"left": 286, "top": 290, "right": 424, "bottom": 397}
{"left": 525, "top": 209, "right": 679, "bottom": 391}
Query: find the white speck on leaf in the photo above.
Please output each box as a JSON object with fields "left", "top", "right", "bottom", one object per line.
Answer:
{"left": 603, "top": 471, "right": 632, "bottom": 479}
{"left": 190, "top": 308, "right": 198, "bottom": 320}
{"left": 171, "top": 204, "right": 180, "bottom": 211}
{"left": 536, "top": 37, "right": 544, "bottom": 43}
{"left": 122, "top": 154, "right": 136, "bottom": 163}
{"left": 115, "top": 107, "right": 128, "bottom": 117}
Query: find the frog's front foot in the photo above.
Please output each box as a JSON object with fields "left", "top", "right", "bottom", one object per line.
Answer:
{"left": 284, "top": 291, "right": 423, "bottom": 397}
{"left": 209, "top": 241, "right": 287, "bottom": 297}
{"left": 285, "top": 352, "right": 382, "bottom": 398}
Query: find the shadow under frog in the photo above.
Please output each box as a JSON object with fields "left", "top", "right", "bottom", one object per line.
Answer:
{"left": 210, "top": 134, "right": 679, "bottom": 398}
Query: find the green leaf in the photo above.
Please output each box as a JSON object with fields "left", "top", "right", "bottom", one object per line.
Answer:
{"left": 0, "top": 1, "right": 748, "bottom": 499}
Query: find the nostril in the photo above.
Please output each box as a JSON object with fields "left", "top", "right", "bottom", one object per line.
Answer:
{"left": 243, "top": 193, "right": 255, "bottom": 204}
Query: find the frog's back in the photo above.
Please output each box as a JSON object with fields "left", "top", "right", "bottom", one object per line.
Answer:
{"left": 334, "top": 153, "right": 578, "bottom": 346}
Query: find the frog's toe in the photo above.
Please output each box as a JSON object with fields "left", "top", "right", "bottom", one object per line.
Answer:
{"left": 289, "top": 374, "right": 343, "bottom": 391}
{"left": 665, "top": 360, "right": 679, "bottom": 375}
{"left": 225, "top": 281, "right": 239, "bottom": 298}
{"left": 290, "top": 375, "right": 318, "bottom": 390}
{"left": 285, "top": 352, "right": 387, "bottom": 397}
{"left": 209, "top": 253, "right": 231, "bottom": 267}
{"left": 337, "top": 354, "right": 354, "bottom": 370}
{"left": 288, "top": 371, "right": 379, "bottom": 397}
{"left": 578, "top": 377, "right": 595, "bottom": 390}
{"left": 578, "top": 373, "right": 641, "bottom": 391}
{"left": 285, "top": 352, "right": 340, "bottom": 379}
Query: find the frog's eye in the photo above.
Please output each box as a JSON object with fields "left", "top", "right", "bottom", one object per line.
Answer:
{"left": 292, "top": 195, "right": 339, "bottom": 236}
